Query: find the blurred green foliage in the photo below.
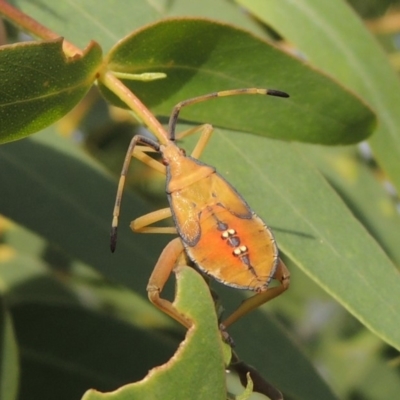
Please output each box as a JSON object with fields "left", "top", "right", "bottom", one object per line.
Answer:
{"left": 1, "top": 1, "right": 400, "bottom": 399}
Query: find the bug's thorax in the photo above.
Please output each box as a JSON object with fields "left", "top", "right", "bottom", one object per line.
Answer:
{"left": 161, "top": 141, "right": 215, "bottom": 193}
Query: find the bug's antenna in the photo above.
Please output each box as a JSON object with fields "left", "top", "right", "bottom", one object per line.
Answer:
{"left": 167, "top": 88, "right": 289, "bottom": 140}
{"left": 110, "top": 226, "right": 118, "bottom": 253}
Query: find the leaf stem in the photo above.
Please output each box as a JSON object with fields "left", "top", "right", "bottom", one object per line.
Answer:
{"left": 0, "top": 0, "right": 81, "bottom": 56}
{"left": 111, "top": 72, "right": 167, "bottom": 82}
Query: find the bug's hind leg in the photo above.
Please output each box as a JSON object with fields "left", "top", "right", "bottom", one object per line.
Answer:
{"left": 147, "top": 237, "right": 193, "bottom": 329}
{"left": 221, "top": 258, "right": 290, "bottom": 328}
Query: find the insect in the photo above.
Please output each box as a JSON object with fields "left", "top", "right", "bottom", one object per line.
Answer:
{"left": 111, "top": 88, "right": 290, "bottom": 329}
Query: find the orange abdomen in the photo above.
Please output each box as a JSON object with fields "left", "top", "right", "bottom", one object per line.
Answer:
{"left": 186, "top": 205, "right": 278, "bottom": 291}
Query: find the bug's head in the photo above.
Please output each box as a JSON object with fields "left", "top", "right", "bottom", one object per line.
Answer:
{"left": 161, "top": 141, "right": 186, "bottom": 166}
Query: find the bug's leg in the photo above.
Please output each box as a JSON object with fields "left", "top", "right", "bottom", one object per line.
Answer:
{"left": 221, "top": 258, "right": 290, "bottom": 328}
{"left": 133, "top": 146, "right": 166, "bottom": 175}
{"left": 131, "top": 125, "right": 214, "bottom": 234}
{"left": 175, "top": 124, "right": 214, "bottom": 159}
{"left": 111, "top": 134, "right": 162, "bottom": 252}
{"left": 130, "top": 207, "right": 177, "bottom": 234}
{"left": 147, "top": 237, "right": 193, "bottom": 329}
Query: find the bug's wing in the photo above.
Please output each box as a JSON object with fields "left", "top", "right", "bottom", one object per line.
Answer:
{"left": 169, "top": 171, "right": 253, "bottom": 246}
{"left": 209, "top": 172, "right": 253, "bottom": 218}
{"left": 189, "top": 173, "right": 278, "bottom": 291}
{"left": 169, "top": 191, "right": 202, "bottom": 246}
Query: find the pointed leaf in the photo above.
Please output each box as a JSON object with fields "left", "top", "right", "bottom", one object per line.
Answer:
{"left": 82, "top": 266, "right": 226, "bottom": 400}
{"left": 99, "top": 18, "right": 375, "bottom": 145}
{"left": 235, "top": 0, "right": 400, "bottom": 192}
{"left": 0, "top": 38, "right": 102, "bottom": 143}
{"left": 0, "top": 296, "right": 19, "bottom": 400}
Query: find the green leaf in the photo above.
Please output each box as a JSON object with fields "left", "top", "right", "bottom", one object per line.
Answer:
{"left": 0, "top": 38, "right": 102, "bottom": 143}
{"left": 235, "top": 0, "right": 400, "bottom": 191}
{"left": 235, "top": 373, "right": 253, "bottom": 400}
{"left": 0, "top": 252, "right": 81, "bottom": 307}
{"left": 0, "top": 296, "right": 19, "bottom": 400}
{"left": 298, "top": 144, "right": 400, "bottom": 266}
{"left": 11, "top": 300, "right": 177, "bottom": 400}
{"left": 225, "top": 307, "right": 338, "bottom": 400}
{"left": 99, "top": 18, "right": 375, "bottom": 145}
{"left": 14, "top": 0, "right": 267, "bottom": 53}
{"left": 316, "top": 328, "right": 400, "bottom": 399}
{"left": 82, "top": 266, "right": 226, "bottom": 400}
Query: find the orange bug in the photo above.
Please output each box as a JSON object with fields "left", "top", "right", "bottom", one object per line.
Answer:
{"left": 111, "top": 88, "right": 290, "bottom": 330}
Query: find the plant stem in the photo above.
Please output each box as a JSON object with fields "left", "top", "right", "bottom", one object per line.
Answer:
{"left": 101, "top": 71, "right": 168, "bottom": 144}
{"left": 0, "top": 0, "right": 81, "bottom": 56}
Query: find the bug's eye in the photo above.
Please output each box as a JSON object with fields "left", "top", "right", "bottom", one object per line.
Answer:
{"left": 161, "top": 157, "right": 169, "bottom": 166}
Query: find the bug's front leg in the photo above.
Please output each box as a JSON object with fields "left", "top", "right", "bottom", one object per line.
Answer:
{"left": 147, "top": 237, "right": 193, "bottom": 329}
{"left": 221, "top": 258, "right": 290, "bottom": 328}
{"left": 174, "top": 123, "right": 214, "bottom": 159}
